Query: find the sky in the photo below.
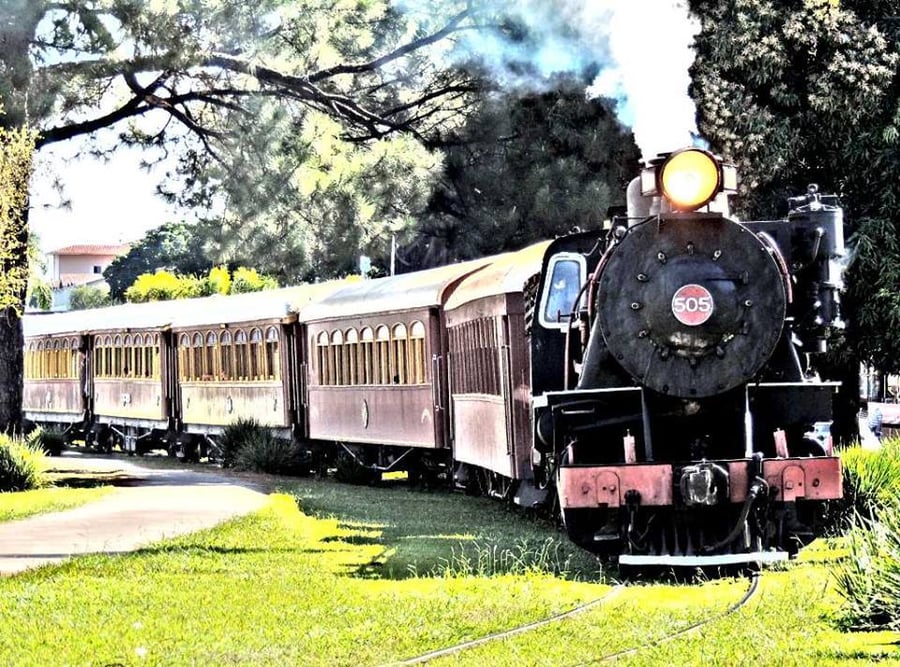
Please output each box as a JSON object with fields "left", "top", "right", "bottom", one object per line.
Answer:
{"left": 29, "top": 140, "right": 178, "bottom": 254}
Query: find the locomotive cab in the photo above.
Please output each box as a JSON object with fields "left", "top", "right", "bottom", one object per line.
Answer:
{"left": 532, "top": 149, "right": 844, "bottom": 566}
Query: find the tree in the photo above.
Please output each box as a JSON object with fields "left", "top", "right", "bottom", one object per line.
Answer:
{"left": 69, "top": 284, "right": 111, "bottom": 310}
{"left": 0, "top": 0, "right": 483, "bottom": 431}
{"left": 0, "top": 125, "right": 35, "bottom": 433}
{"left": 689, "top": 0, "right": 900, "bottom": 441}
{"left": 104, "top": 222, "right": 210, "bottom": 301}
{"left": 409, "top": 80, "right": 640, "bottom": 268}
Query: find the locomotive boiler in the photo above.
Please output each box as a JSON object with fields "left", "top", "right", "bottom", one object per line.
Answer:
{"left": 531, "top": 148, "right": 844, "bottom": 566}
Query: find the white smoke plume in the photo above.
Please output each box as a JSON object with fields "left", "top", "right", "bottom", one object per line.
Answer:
{"left": 408, "top": 0, "right": 701, "bottom": 160}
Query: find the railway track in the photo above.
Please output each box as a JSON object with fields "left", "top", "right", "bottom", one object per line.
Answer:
{"left": 387, "top": 573, "right": 761, "bottom": 666}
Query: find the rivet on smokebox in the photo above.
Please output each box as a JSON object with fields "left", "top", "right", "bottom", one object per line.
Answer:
{"left": 812, "top": 479, "right": 820, "bottom": 487}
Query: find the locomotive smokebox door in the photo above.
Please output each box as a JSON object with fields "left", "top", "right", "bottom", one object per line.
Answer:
{"left": 596, "top": 215, "right": 787, "bottom": 398}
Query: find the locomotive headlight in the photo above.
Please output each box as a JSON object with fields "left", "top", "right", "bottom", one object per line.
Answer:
{"left": 659, "top": 149, "right": 721, "bottom": 211}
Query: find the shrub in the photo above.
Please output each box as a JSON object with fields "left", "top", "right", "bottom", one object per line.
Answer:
{"left": 25, "top": 427, "right": 65, "bottom": 456}
{"left": 217, "top": 418, "right": 263, "bottom": 468}
{"left": 834, "top": 502, "right": 900, "bottom": 631}
{"left": 69, "top": 285, "right": 111, "bottom": 310}
{"left": 0, "top": 434, "right": 47, "bottom": 491}
{"left": 233, "top": 431, "right": 305, "bottom": 475}
{"left": 230, "top": 267, "right": 278, "bottom": 294}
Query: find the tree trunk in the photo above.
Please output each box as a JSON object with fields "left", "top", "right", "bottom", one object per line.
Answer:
{"left": 0, "top": 307, "right": 23, "bottom": 435}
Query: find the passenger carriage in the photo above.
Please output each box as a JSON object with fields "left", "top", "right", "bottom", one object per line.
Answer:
{"left": 443, "top": 241, "right": 550, "bottom": 501}
{"left": 299, "top": 261, "right": 492, "bottom": 476}
{"left": 166, "top": 284, "right": 344, "bottom": 460}
{"left": 24, "top": 301, "right": 178, "bottom": 451}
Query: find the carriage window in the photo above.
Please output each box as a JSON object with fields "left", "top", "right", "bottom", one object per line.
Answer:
{"left": 375, "top": 326, "right": 390, "bottom": 384}
{"left": 316, "top": 331, "right": 329, "bottom": 385}
{"left": 392, "top": 324, "right": 408, "bottom": 384}
{"left": 123, "top": 335, "right": 134, "bottom": 378}
{"left": 331, "top": 330, "right": 344, "bottom": 385}
{"left": 220, "top": 331, "right": 233, "bottom": 380}
{"left": 265, "top": 327, "right": 280, "bottom": 380}
{"left": 248, "top": 328, "right": 262, "bottom": 380}
{"left": 410, "top": 321, "right": 426, "bottom": 384}
{"left": 360, "top": 327, "right": 374, "bottom": 385}
{"left": 113, "top": 335, "right": 123, "bottom": 378}
{"left": 205, "top": 332, "right": 218, "bottom": 380}
{"left": 178, "top": 334, "right": 191, "bottom": 381}
{"left": 235, "top": 330, "right": 249, "bottom": 380}
{"left": 345, "top": 329, "right": 358, "bottom": 385}
{"left": 539, "top": 254, "right": 586, "bottom": 330}
{"left": 104, "top": 336, "right": 113, "bottom": 379}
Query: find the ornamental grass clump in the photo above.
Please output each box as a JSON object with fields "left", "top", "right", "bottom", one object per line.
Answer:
{"left": 0, "top": 433, "right": 47, "bottom": 491}
{"left": 233, "top": 429, "right": 306, "bottom": 475}
{"left": 834, "top": 501, "right": 900, "bottom": 631}
{"left": 832, "top": 438, "right": 900, "bottom": 528}
{"left": 217, "top": 418, "right": 263, "bottom": 468}
{"left": 25, "top": 427, "right": 65, "bottom": 457}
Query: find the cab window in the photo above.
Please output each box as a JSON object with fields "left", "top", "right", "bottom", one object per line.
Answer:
{"left": 539, "top": 253, "right": 586, "bottom": 329}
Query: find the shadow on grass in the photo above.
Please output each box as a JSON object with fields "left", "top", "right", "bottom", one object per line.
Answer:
{"left": 282, "top": 477, "right": 607, "bottom": 583}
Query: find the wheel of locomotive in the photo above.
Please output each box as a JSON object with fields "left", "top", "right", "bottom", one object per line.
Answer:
{"left": 596, "top": 216, "right": 786, "bottom": 398}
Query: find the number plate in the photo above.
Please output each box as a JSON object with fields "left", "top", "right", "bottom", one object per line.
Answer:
{"left": 671, "top": 284, "right": 714, "bottom": 326}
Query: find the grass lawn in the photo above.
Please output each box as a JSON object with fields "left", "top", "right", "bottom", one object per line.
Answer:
{"left": 0, "top": 478, "right": 897, "bottom": 666}
{"left": 0, "top": 486, "right": 113, "bottom": 523}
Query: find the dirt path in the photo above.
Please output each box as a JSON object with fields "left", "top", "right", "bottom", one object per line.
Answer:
{"left": 0, "top": 453, "right": 269, "bottom": 576}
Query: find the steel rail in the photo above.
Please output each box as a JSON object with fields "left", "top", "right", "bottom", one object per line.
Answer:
{"left": 385, "top": 584, "right": 627, "bottom": 666}
{"left": 581, "top": 572, "right": 761, "bottom": 665}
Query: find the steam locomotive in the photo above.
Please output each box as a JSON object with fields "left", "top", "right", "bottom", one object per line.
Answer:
{"left": 535, "top": 148, "right": 844, "bottom": 566}
{"left": 23, "top": 148, "right": 843, "bottom": 567}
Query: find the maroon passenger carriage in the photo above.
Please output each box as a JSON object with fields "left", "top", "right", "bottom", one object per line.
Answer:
{"left": 299, "top": 261, "right": 493, "bottom": 478}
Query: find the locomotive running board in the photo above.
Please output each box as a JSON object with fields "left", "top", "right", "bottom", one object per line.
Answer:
{"left": 619, "top": 551, "right": 789, "bottom": 567}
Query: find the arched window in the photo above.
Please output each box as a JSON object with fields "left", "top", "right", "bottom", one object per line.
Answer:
{"left": 178, "top": 333, "right": 191, "bottom": 381}
{"left": 410, "top": 321, "right": 426, "bottom": 384}
{"left": 391, "top": 323, "right": 408, "bottom": 384}
{"left": 345, "top": 329, "right": 358, "bottom": 385}
{"left": 93, "top": 337, "right": 102, "bottom": 379}
{"left": 316, "top": 331, "right": 329, "bottom": 385}
{"left": 123, "top": 335, "right": 133, "bottom": 378}
{"left": 360, "top": 327, "right": 374, "bottom": 385}
{"left": 235, "top": 330, "right": 249, "bottom": 380}
{"left": 220, "top": 331, "right": 233, "bottom": 380}
{"left": 25, "top": 342, "right": 35, "bottom": 379}
{"left": 249, "top": 328, "right": 263, "bottom": 380}
{"left": 144, "top": 334, "right": 157, "bottom": 379}
{"left": 331, "top": 330, "right": 344, "bottom": 385}
{"left": 104, "top": 335, "right": 113, "bottom": 379}
{"left": 205, "top": 332, "right": 218, "bottom": 380}
{"left": 265, "top": 327, "right": 279, "bottom": 380}
{"left": 375, "top": 325, "right": 390, "bottom": 384}
{"left": 63, "top": 338, "right": 74, "bottom": 379}
{"left": 112, "top": 335, "right": 122, "bottom": 378}
{"left": 51, "top": 339, "right": 61, "bottom": 379}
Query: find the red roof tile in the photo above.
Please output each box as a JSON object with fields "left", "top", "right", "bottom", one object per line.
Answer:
{"left": 49, "top": 244, "right": 131, "bottom": 256}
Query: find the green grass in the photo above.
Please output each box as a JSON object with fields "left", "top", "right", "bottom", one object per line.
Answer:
{"left": 0, "top": 481, "right": 896, "bottom": 666}
{"left": 0, "top": 486, "right": 113, "bottom": 522}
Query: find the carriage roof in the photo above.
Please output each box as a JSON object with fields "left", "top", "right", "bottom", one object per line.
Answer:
{"left": 443, "top": 241, "right": 551, "bottom": 311}
{"left": 23, "top": 281, "right": 350, "bottom": 338}
{"left": 299, "top": 258, "right": 492, "bottom": 322}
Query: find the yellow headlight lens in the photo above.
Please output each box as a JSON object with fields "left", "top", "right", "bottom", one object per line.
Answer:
{"left": 659, "top": 149, "right": 721, "bottom": 211}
